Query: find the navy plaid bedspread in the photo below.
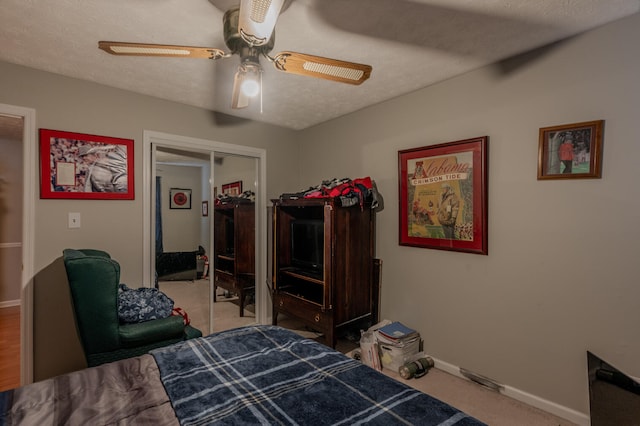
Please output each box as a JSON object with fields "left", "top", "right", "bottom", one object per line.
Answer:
{"left": 151, "top": 325, "right": 485, "bottom": 426}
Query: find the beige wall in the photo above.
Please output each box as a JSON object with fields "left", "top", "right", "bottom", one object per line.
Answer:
{"left": 299, "top": 12, "right": 640, "bottom": 417}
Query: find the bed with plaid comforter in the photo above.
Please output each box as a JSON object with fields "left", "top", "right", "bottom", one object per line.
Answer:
{"left": 0, "top": 325, "right": 484, "bottom": 425}
{"left": 151, "top": 325, "right": 484, "bottom": 425}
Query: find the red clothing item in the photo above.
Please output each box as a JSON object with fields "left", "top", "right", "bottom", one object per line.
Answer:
{"left": 559, "top": 142, "right": 574, "bottom": 161}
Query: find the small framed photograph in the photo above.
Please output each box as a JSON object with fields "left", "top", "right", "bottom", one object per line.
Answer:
{"left": 169, "top": 188, "right": 192, "bottom": 209}
{"left": 538, "top": 120, "right": 604, "bottom": 180}
{"left": 39, "top": 129, "right": 134, "bottom": 199}
{"left": 202, "top": 200, "right": 209, "bottom": 217}
{"left": 222, "top": 180, "right": 242, "bottom": 196}
{"left": 398, "top": 136, "right": 488, "bottom": 255}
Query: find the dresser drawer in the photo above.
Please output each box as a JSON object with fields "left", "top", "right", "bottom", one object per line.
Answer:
{"left": 274, "top": 293, "right": 332, "bottom": 329}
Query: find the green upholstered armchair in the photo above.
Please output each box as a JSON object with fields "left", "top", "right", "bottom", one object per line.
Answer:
{"left": 63, "top": 248, "right": 202, "bottom": 367}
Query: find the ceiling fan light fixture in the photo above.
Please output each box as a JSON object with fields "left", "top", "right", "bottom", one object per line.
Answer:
{"left": 238, "top": 62, "right": 262, "bottom": 97}
{"left": 239, "top": 0, "right": 285, "bottom": 46}
{"left": 232, "top": 61, "right": 263, "bottom": 110}
{"left": 241, "top": 76, "right": 260, "bottom": 97}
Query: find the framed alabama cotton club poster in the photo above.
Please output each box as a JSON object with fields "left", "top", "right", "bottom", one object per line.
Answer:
{"left": 398, "top": 136, "right": 488, "bottom": 255}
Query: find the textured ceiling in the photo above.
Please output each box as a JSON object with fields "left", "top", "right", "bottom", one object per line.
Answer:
{"left": 1, "top": 1, "right": 638, "bottom": 130}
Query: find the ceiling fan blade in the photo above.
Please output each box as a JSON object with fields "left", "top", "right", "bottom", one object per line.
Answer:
{"left": 238, "top": 0, "right": 286, "bottom": 46}
{"left": 98, "top": 41, "right": 226, "bottom": 60}
{"left": 272, "top": 52, "right": 372, "bottom": 85}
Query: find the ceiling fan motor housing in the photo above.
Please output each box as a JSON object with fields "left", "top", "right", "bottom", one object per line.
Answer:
{"left": 223, "top": 8, "right": 274, "bottom": 55}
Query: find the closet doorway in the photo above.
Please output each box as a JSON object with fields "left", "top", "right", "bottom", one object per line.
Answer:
{"left": 143, "top": 131, "right": 268, "bottom": 336}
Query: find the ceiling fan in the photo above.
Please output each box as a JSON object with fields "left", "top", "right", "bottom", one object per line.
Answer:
{"left": 98, "top": 0, "right": 372, "bottom": 110}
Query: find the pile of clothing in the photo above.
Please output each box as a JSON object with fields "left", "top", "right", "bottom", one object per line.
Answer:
{"left": 216, "top": 190, "right": 255, "bottom": 205}
{"left": 280, "top": 177, "right": 380, "bottom": 209}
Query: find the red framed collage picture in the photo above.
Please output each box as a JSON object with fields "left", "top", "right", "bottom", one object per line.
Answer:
{"left": 39, "top": 129, "right": 134, "bottom": 200}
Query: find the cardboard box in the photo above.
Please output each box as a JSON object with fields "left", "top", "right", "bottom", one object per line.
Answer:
{"left": 376, "top": 333, "right": 420, "bottom": 372}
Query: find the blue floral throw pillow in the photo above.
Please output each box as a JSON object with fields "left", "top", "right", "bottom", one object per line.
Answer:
{"left": 118, "top": 284, "right": 174, "bottom": 324}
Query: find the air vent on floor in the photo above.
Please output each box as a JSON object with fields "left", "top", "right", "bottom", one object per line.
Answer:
{"left": 459, "top": 368, "right": 504, "bottom": 393}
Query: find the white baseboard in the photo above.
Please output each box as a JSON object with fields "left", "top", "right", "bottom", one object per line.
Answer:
{"left": 0, "top": 299, "right": 20, "bottom": 308}
{"left": 433, "top": 357, "right": 590, "bottom": 426}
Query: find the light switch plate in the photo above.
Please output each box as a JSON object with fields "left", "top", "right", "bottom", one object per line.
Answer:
{"left": 68, "top": 212, "right": 81, "bottom": 228}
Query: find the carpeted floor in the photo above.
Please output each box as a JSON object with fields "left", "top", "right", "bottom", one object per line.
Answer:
{"left": 159, "top": 279, "right": 577, "bottom": 426}
{"left": 159, "top": 279, "right": 254, "bottom": 335}
{"left": 158, "top": 279, "right": 333, "bottom": 341}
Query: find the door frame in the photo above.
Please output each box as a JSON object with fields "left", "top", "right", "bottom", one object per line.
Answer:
{"left": 142, "top": 131, "right": 269, "bottom": 330}
{"left": 0, "top": 103, "right": 37, "bottom": 385}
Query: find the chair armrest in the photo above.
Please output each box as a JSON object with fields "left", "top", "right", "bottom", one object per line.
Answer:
{"left": 184, "top": 325, "right": 203, "bottom": 339}
{"left": 119, "top": 316, "right": 185, "bottom": 347}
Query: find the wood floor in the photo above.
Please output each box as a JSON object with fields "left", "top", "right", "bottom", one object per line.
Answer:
{"left": 0, "top": 306, "right": 20, "bottom": 391}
